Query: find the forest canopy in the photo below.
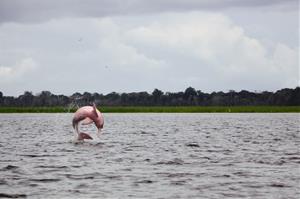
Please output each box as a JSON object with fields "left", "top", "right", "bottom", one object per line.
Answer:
{"left": 0, "top": 87, "right": 299, "bottom": 107}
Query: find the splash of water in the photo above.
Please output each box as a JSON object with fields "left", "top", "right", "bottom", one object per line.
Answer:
{"left": 66, "top": 101, "right": 80, "bottom": 113}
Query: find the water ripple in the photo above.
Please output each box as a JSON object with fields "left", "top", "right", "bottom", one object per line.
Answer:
{"left": 0, "top": 113, "right": 299, "bottom": 199}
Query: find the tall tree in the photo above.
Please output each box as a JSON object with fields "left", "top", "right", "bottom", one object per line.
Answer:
{"left": 152, "top": 89, "right": 163, "bottom": 105}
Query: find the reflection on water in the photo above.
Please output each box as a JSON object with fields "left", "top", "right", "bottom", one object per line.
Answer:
{"left": 0, "top": 113, "right": 299, "bottom": 198}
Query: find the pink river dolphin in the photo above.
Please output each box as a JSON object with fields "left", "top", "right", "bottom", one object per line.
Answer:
{"left": 72, "top": 103, "right": 104, "bottom": 140}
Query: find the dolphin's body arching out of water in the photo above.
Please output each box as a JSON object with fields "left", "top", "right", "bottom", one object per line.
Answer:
{"left": 72, "top": 103, "right": 104, "bottom": 140}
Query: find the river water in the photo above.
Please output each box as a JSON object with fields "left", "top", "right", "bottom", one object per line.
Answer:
{"left": 0, "top": 113, "right": 299, "bottom": 198}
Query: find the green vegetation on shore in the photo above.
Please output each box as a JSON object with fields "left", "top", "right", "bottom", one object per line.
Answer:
{"left": 0, "top": 106, "right": 299, "bottom": 113}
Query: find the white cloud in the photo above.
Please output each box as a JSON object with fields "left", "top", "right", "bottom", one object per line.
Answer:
{"left": 0, "top": 58, "right": 37, "bottom": 83}
{"left": 0, "top": 12, "right": 298, "bottom": 95}
{"left": 123, "top": 12, "right": 299, "bottom": 91}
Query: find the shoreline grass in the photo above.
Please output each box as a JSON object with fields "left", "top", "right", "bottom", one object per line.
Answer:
{"left": 0, "top": 106, "right": 299, "bottom": 113}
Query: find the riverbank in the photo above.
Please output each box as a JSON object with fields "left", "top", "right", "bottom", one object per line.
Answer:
{"left": 0, "top": 106, "right": 299, "bottom": 113}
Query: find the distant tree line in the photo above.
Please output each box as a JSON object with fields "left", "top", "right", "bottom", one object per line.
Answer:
{"left": 0, "top": 87, "right": 299, "bottom": 107}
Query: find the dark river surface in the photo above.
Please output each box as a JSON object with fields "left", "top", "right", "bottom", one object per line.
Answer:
{"left": 0, "top": 113, "right": 299, "bottom": 199}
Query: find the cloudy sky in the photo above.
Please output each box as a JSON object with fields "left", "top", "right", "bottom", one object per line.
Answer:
{"left": 0, "top": 0, "right": 299, "bottom": 96}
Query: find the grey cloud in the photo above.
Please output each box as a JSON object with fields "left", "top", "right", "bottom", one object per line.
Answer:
{"left": 0, "top": 0, "right": 297, "bottom": 23}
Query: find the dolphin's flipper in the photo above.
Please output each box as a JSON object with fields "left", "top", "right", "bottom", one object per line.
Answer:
{"left": 81, "top": 117, "right": 94, "bottom": 125}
